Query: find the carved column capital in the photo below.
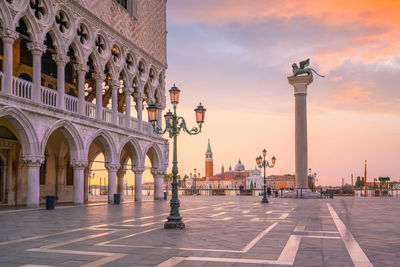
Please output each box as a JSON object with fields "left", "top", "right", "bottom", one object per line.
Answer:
{"left": 288, "top": 75, "right": 313, "bottom": 95}
{"left": 133, "top": 92, "right": 145, "bottom": 100}
{"left": 151, "top": 168, "right": 166, "bottom": 176}
{"left": 27, "top": 41, "right": 47, "bottom": 56}
{"left": 117, "top": 169, "right": 127, "bottom": 177}
{"left": 71, "top": 160, "right": 88, "bottom": 170}
{"left": 22, "top": 155, "right": 45, "bottom": 167}
{"left": 109, "top": 80, "right": 120, "bottom": 89}
{"left": 93, "top": 73, "right": 106, "bottom": 82}
{"left": 0, "top": 29, "right": 19, "bottom": 44}
{"left": 105, "top": 163, "right": 120, "bottom": 172}
{"left": 52, "top": 54, "right": 70, "bottom": 66}
{"left": 74, "top": 64, "right": 89, "bottom": 74}
{"left": 132, "top": 167, "right": 145, "bottom": 174}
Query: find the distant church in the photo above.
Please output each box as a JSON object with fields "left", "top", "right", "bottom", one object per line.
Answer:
{"left": 198, "top": 139, "right": 262, "bottom": 189}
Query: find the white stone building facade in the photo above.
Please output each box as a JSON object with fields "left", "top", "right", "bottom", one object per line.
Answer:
{"left": 0, "top": 0, "right": 169, "bottom": 207}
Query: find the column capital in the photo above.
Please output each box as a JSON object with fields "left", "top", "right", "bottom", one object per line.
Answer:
{"left": 117, "top": 169, "right": 127, "bottom": 177}
{"left": 151, "top": 168, "right": 166, "bottom": 176}
{"left": 93, "top": 73, "right": 106, "bottom": 82}
{"left": 71, "top": 160, "right": 88, "bottom": 170}
{"left": 0, "top": 29, "right": 19, "bottom": 43}
{"left": 134, "top": 92, "right": 145, "bottom": 99}
{"left": 22, "top": 155, "right": 45, "bottom": 167}
{"left": 125, "top": 89, "right": 133, "bottom": 96}
{"left": 288, "top": 75, "right": 313, "bottom": 95}
{"left": 109, "top": 80, "right": 120, "bottom": 89}
{"left": 52, "top": 54, "right": 70, "bottom": 66}
{"left": 132, "top": 167, "right": 145, "bottom": 173}
{"left": 105, "top": 163, "right": 120, "bottom": 172}
{"left": 27, "top": 41, "right": 47, "bottom": 55}
{"left": 74, "top": 63, "right": 89, "bottom": 74}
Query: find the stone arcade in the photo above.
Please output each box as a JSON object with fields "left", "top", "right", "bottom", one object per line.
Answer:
{"left": 0, "top": 0, "right": 169, "bottom": 207}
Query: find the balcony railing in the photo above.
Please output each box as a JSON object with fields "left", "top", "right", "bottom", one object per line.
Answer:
{"left": 102, "top": 108, "right": 112, "bottom": 123}
{"left": 41, "top": 86, "right": 57, "bottom": 107}
{"left": 0, "top": 72, "right": 162, "bottom": 136}
{"left": 86, "top": 102, "right": 96, "bottom": 118}
{"left": 65, "top": 94, "right": 78, "bottom": 113}
{"left": 118, "top": 112, "right": 125, "bottom": 127}
{"left": 12, "top": 76, "right": 32, "bottom": 100}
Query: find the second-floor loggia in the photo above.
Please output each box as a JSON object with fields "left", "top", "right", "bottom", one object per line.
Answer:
{"left": 0, "top": 19, "right": 165, "bottom": 135}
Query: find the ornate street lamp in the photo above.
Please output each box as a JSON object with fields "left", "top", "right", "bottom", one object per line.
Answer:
{"left": 256, "top": 149, "right": 276, "bottom": 203}
{"left": 147, "top": 84, "right": 206, "bottom": 229}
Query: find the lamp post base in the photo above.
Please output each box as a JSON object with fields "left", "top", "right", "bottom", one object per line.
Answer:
{"left": 261, "top": 198, "right": 269, "bottom": 203}
{"left": 164, "top": 216, "right": 185, "bottom": 229}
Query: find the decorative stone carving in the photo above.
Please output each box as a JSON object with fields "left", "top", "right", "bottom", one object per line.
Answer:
{"left": 105, "top": 163, "right": 120, "bottom": 172}
{"left": 27, "top": 41, "right": 47, "bottom": 55}
{"left": 93, "top": 73, "right": 106, "bottom": 82}
{"left": 151, "top": 168, "right": 166, "bottom": 176}
{"left": 22, "top": 155, "right": 45, "bottom": 167}
{"left": 0, "top": 29, "right": 19, "bottom": 44}
{"left": 70, "top": 160, "right": 88, "bottom": 170}
{"left": 52, "top": 54, "right": 70, "bottom": 66}
{"left": 132, "top": 167, "right": 145, "bottom": 173}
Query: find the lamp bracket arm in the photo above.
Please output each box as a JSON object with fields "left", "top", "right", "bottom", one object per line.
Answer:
{"left": 177, "top": 117, "right": 201, "bottom": 136}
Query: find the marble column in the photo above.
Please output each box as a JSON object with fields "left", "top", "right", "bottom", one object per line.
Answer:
{"left": 23, "top": 156, "right": 44, "bottom": 208}
{"left": 110, "top": 80, "right": 119, "bottom": 124}
{"left": 53, "top": 54, "right": 69, "bottom": 109}
{"left": 27, "top": 42, "right": 47, "bottom": 103}
{"left": 71, "top": 160, "right": 87, "bottom": 205}
{"left": 157, "top": 109, "right": 163, "bottom": 129}
{"left": 84, "top": 167, "right": 89, "bottom": 203}
{"left": 125, "top": 91, "right": 131, "bottom": 128}
{"left": 106, "top": 163, "right": 120, "bottom": 203}
{"left": 0, "top": 29, "right": 19, "bottom": 95}
{"left": 94, "top": 73, "right": 105, "bottom": 120}
{"left": 135, "top": 93, "right": 143, "bottom": 131}
{"left": 152, "top": 169, "right": 165, "bottom": 200}
{"left": 117, "top": 169, "right": 126, "bottom": 201}
{"left": 74, "top": 64, "right": 89, "bottom": 115}
{"left": 288, "top": 75, "right": 313, "bottom": 189}
{"left": 133, "top": 167, "right": 145, "bottom": 202}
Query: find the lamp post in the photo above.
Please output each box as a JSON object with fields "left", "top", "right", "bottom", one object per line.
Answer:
{"left": 256, "top": 149, "right": 276, "bottom": 203}
{"left": 147, "top": 84, "right": 206, "bottom": 229}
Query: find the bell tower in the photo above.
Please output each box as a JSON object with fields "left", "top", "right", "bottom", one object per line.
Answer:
{"left": 205, "top": 139, "right": 213, "bottom": 178}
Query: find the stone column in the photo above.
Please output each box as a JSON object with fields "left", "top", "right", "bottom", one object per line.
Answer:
{"left": 106, "top": 163, "right": 120, "bottom": 203}
{"left": 132, "top": 167, "right": 145, "bottom": 202}
{"left": 135, "top": 93, "right": 143, "bottom": 131}
{"left": 125, "top": 90, "right": 131, "bottom": 128}
{"left": 71, "top": 160, "right": 87, "bottom": 205}
{"left": 23, "top": 155, "right": 44, "bottom": 208}
{"left": 117, "top": 169, "right": 126, "bottom": 201}
{"left": 74, "top": 64, "right": 89, "bottom": 115}
{"left": 288, "top": 75, "right": 313, "bottom": 189}
{"left": 0, "top": 29, "right": 19, "bottom": 95}
{"left": 110, "top": 80, "right": 119, "bottom": 124}
{"left": 94, "top": 73, "right": 105, "bottom": 120}
{"left": 152, "top": 169, "right": 165, "bottom": 200}
{"left": 84, "top": 167, "right": 89, "bottom": 203}
{"left": 27, "top": 42, "right": 47, "bottom": 103}
{"left": 53, "top": 54, "right": 69, "bottom": 109}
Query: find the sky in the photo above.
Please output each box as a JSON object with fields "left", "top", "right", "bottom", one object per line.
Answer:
{"left": 159, "top": 0, "right": 400, "bottom": 186}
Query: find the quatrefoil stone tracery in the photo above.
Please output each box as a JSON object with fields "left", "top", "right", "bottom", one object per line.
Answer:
{"left": 55, "top": 11, "right": 69, "bottom": 33}
{"left": 30, "top": 0, "right": 46, "bottom": 19}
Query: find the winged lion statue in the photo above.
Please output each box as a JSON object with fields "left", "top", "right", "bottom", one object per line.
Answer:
{"left": 291, "top": 59, "right": 325, "bottom": 77}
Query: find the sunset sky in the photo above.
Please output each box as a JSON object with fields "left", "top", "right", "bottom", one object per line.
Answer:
{"left": 160, "top": 0, "right": 400, "bottom": 186}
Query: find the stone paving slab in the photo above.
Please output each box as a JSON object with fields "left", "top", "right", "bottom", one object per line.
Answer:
{"left": 0, "top": 196, "right": 398, "bottom": 266}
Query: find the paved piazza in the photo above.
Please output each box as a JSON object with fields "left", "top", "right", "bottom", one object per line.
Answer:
{"left": 0, "top": 197, "right": 398, "bottom": 267}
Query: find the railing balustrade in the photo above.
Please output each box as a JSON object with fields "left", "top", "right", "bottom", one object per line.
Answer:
{"left": 85, "top": 102, "right": 97, "bottom": 118}
{"left": 0, "top": 71, "right": 3, "bottom": 91}
{"left": 118, "top": 112, "right": 125, "bottom": 127}
{"left": 65, "top": 94, "right": 78, "bottom": 113}
{"left": 102, "top": 108, "right": 112, "bottom": 123}
{"left": 40, "top": 86, "right": 57, "bottom": 107}
{"left": 131, "top": 117, "right": 139, "bottom": 130}
{"left": 12, "top": 76, "right": 32, "bottom": 100}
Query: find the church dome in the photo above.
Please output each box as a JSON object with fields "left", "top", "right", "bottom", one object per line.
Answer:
{"left": 234, "top": 159, "right": 245, "bottom": 171}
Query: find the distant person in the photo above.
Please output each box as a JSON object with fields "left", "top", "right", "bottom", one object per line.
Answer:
{"left": 267, "top": 186, "right": 271, "bottom": 196}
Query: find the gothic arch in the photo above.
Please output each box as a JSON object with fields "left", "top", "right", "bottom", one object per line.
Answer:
{"left": 143, "top": 142, "right": 164, "bottom": 170}
{"left": 13, "top": 12, "right": 41, "bottom": 42}
{"left": 0, "top": 106, "right": 39, "bottom": 156}
{"left": 40, "top": 120, "right": 85, "bottom": 161}
{"left": 86, "top": 129, "right": 117, "bottom": 164}
{"left": 0, "top": 2, "right": 12, "bottom": 29}
{"left": 117, "top": 137, "right": 142, "bottom": 168}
